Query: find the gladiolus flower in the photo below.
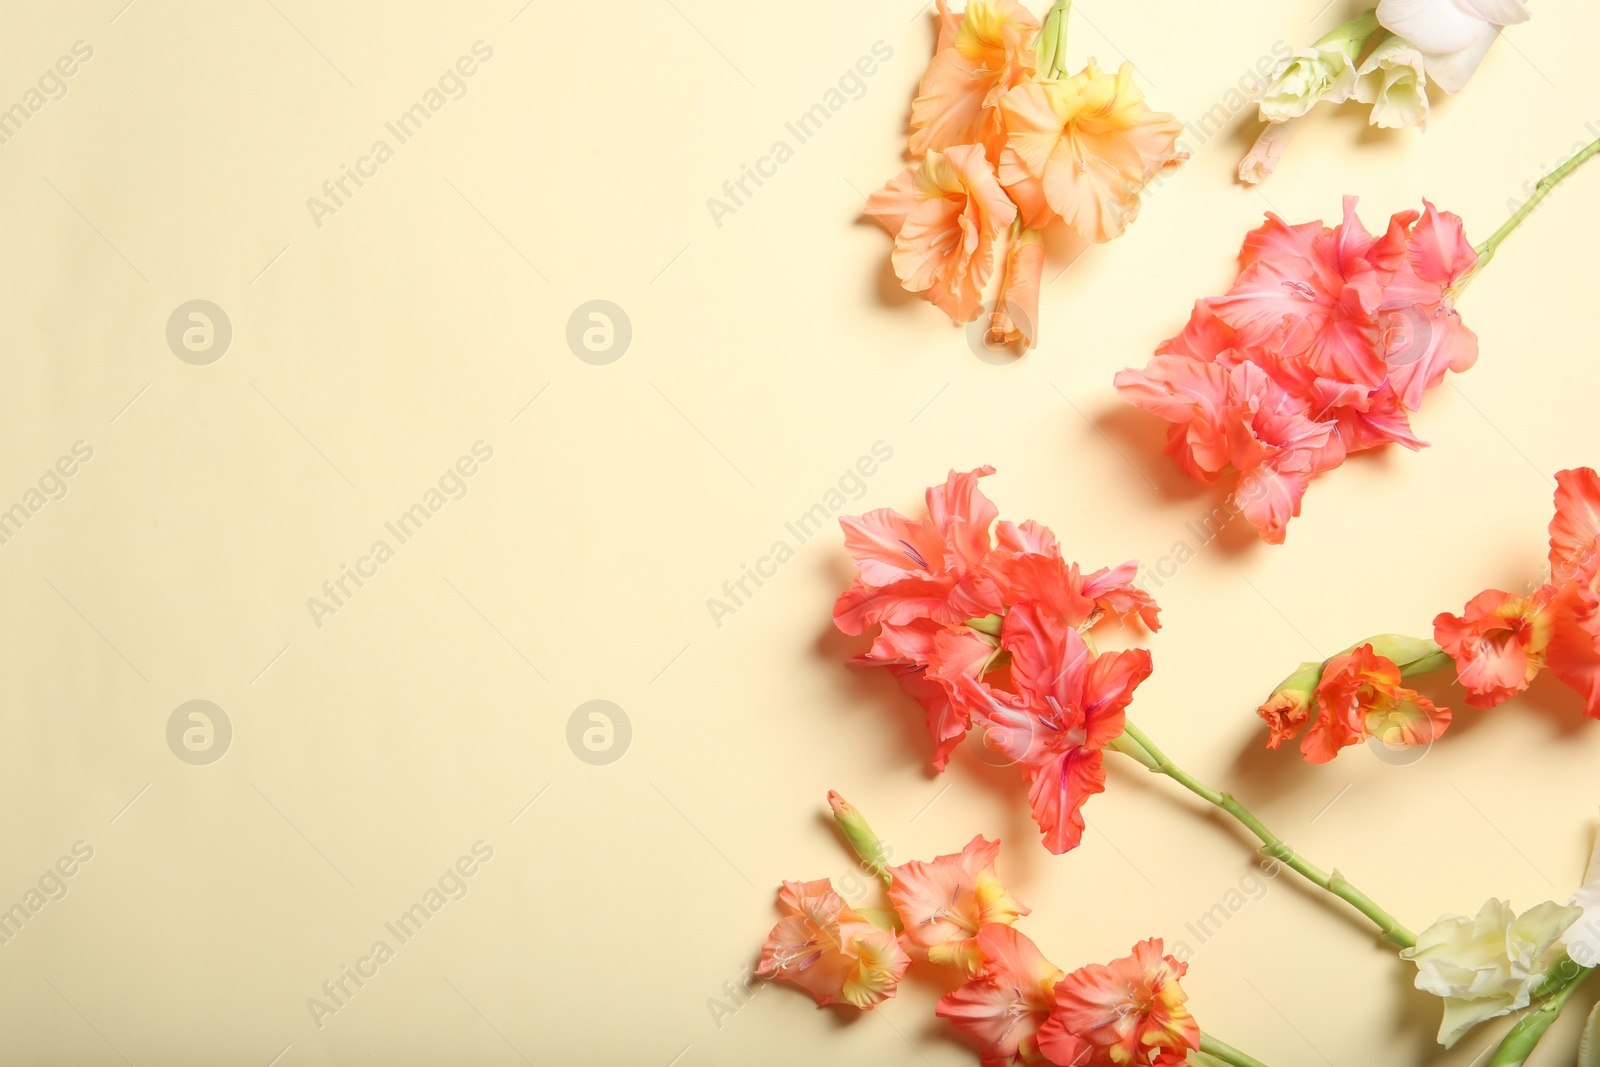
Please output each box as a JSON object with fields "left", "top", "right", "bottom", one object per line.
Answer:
{"left": 989, "top": 228, "right": 1045, "bottom": 349}
{"left": 964, "top": 602, "right": 1153, "bottom": 853}
{"left": 1563, "top": 820, "right": 1600, "bottom": 968}
{"left": 1116, "top": 197, "right": 1480, "bottom": 542}
{"left": 888, "top": 835, "right": 1028, "bottom": 975}
{"left": 1433, "top": 588, "right": 1554, "bottom": 708}
{"left": 1376, "top": 0, "right": 1530, "bottom": 93}
{"left": 1354, "top": 34, "right": 1432, "bottom": 129}
{"left": 1546, "top": 467, "right": 1600, "bottom": 717}
{"left": 937, "top": 925, "right": 1064, "bottom": 1066}
{"left": 1257, "top": 12, "right": 1376, "bottom": 123}
{"left": 755, "top": 878, "right": 912, "bottom": 1009}
{"left": 996, "top": 60, "right": 1185, "bottom": 242}
{"left": 1035, "top": 938, "right": 1200, "bottom": 1067}
{"left": 1400, "top": 898, "right": 1580, "bottom": 1047}
{"left": 1302, "top": 643, "right": 1451, "bottom": 763}
{"left": 835, "top": 465, "right": 1004, "bottom": 636}
{"left": 909, "top": 0, "right": 1040, "bottom": 161}
{"left": 865, "top": 146, "right": 1019, "bottom": 325}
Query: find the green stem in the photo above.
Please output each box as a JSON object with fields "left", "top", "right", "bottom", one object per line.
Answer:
{"left": 1116, "top": 720, "right": 1417, "bottom": 948}
{"left": 1198, "top": 1031, "right": 1274, "bottom": 1067}
{"left": 1453, "top": 133, "right": 1600, "bottom": 298}
{"left": 1486, "top": 964, "right": 1595, "bottom": 1067}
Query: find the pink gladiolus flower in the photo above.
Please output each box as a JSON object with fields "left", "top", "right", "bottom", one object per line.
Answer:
{"left": 910, "top": 0, "right": 1040, "bottom": 161}
{"left": 1035, "top": 938, "right": 1200, "bottom": 1067}
{"left": 1434, "top": 588, "right": 1554, "bottom": 709}
{"left": 755, "top": 878, "right": 912, "bottom": 1009}
{"left": 866, "top": 146, "right": 1018, "bottom": 325}
{"left": 887, "top": 835, "right": 1028, "bottom": 975}
{"left": 937, "top": 925, "right": 1064, "bottom": 1066}
{"left": 1116, "top": 197, "right": 1479, "bottom": 542}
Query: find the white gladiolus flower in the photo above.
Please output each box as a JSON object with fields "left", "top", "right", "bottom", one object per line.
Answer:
{"left": 1354, "top": 36, "right": 1431, "bottom": 129}
{"left": 1376, "top": 0, "right": 1531, "bottom": 93}
{"left": 1563, "top": 817, "right": 1600, "bottom": 967}
{"left": 1400, "top": 898, "right": 1580, "bottom": 1047}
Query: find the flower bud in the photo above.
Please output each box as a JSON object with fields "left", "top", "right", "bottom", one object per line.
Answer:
{"left": 829, "top": 791, "right": 892, "bottom": 884}
{"left": 1259, "top": 10, "right": 1379, "bottom": 122}
{"left": 1257, "top": 661, "right": 1320, "bottom": 749}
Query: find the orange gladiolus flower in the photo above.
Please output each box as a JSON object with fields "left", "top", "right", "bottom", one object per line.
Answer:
{"left": 997, "top": 60, "right": 1185, "bottom": 242}
{"left": 866, "top": 146, "right": 1019, "bottom": 324}
{"left": 910, "top": 0, "right": 1041, "bottom": 161}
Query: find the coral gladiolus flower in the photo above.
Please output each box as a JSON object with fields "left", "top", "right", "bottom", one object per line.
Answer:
{"left": 997, "top": 60, "right": 1185, "bottom": 241}
{"left": 1035, "top": 938, "right": 1200, "bottom": 1067}
{"left": 888, "top": 835, "right": 1028, "bottom": 976}
{"left": 835, "top": 465, "right": 1004, "bottom": 636}
{"left": 967, "top": 603, "right": 1153, "bottom": 853}
{"left": 1545, "top": 468, "right": 1600, "bottom": 717}
{"left": 1434, "top": 588, "right": 1554, "bottom": 708}
{"left": 1303, "top": 644, "right": 1451, "bottom": 763}
{"left": 1116, "top": 198, "right": 1480, "bottom": 541}
{"left": 988, "top": 519, "right": 1160, "bottom": 633}
{"left": 755, "top": 878, "right": 912, "bottom": 1009}
{"left": 937, "top": 925, "right": 1064, "bottom": 1066}
{"left": 909, "top": 0, "right": 1040, "bottom": 161}
{"left": 990, "top": 228, "right": 1045, "bottom": 349}
{"left": 1549, "top": 466, "right": 1600, "bottom": 588}
{"left": 866, "top": 146, "right": 1018, "bottom": 325}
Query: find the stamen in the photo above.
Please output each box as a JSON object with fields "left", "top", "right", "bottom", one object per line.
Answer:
{"left": 899, "top": 539, "right": 930, "bottom": 569}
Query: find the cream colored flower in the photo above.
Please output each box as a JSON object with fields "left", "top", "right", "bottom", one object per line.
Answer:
{"left": 1376, "top": 0, "right": 1530, "bottom": 93}
{"left": 1355, "top": 35, "right": 1431, "bottom": 129}
{"left": 1258, "top": 12, "right": 1377, "bottom": 122}
{"left": 1563, "top": 816, "right": 1600, "bottom": 967}
{"left": 1401, "top": 898, "right": 1581, "bottom": 1046}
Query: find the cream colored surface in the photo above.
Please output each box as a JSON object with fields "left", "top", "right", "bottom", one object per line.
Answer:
{"left": 2, "top": 0, "right": 1597, "bottom": 1064}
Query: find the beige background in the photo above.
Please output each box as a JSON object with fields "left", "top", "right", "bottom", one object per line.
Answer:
{"left": 2, "top": 0, "right": 1597, "bottom": 1063}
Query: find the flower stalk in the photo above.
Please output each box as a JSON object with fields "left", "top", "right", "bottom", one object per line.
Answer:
{"left": 1199, "top": 1031, "right": 1274, "bottom": 1067}
{"left": 1485, "top": 964, "right": 1596, "bottom": 1066}
{"left": 1452, "top": 132, "right": 1600, "bottom": 297}
{"left": 1113, "top": 720, "right": 1418, "bottom": 947}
